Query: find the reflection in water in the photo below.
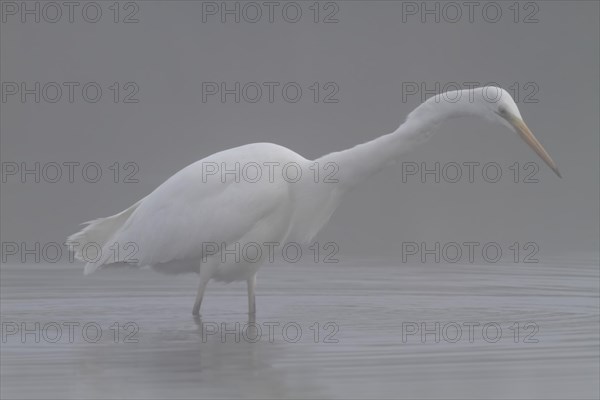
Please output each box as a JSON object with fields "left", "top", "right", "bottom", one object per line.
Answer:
{"left": 1, "top": 259, "right": 599, "bottom": 399}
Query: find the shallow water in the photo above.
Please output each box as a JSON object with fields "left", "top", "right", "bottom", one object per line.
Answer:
{"left": 1, "top": 259, "right": 598, "bottom": 399}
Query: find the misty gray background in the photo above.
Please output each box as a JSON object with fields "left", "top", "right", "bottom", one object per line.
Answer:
{"left": 1, "top": 1, "right": 599, "bottom": 261}
{"left": 1, "top": 2, "right": 599, "bottom": 399}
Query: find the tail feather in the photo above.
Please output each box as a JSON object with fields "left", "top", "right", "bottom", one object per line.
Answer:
{"left": 66, "top": 199, "right": 142, "bottom": 274}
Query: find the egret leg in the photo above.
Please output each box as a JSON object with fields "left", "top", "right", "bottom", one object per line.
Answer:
{"left": 247, "top": 275, "right": 256, "bottom": 315}
{"left": 192, "top": 279, "right": 209, "bottom": 316}
{"left": 192, "top": 260, "right": 217, "bottom": 316}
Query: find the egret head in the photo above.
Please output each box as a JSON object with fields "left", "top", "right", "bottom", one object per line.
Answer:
{"left": 475, "top": 86, "right": 560, "bottom": 177}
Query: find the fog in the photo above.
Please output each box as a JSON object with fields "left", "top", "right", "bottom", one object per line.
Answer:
{"left": 1, "top": 1, "right": 599, "bottom": 399}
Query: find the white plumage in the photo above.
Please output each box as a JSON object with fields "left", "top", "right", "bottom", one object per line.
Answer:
{"left": 67, "top": 87, "right": 560, "bottom": 315}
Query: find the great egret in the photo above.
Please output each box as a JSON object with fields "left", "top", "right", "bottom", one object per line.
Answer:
{"left": 67, "top": 87, "right": 560, "bottom": 316}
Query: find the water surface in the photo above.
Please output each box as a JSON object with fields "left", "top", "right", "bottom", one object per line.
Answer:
{"left": 1, "top": 259, "right": 598, "bottom": 399}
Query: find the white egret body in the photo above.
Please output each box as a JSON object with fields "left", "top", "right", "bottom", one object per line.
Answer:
{"left": 67, "top": 87, "right": 560, "bottom": 315}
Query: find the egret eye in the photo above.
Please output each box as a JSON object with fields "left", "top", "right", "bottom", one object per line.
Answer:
{"left": 498, "top": 106, "right": 508, "bottom": 116}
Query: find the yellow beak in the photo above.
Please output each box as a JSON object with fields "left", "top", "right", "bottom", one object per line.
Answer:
{"left": 509, "top": 116, "right": 561, "bottom": 178}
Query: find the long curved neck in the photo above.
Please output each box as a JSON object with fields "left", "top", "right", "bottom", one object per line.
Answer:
{"left": 317, "top": 98, "right": 472, "bottom": 190}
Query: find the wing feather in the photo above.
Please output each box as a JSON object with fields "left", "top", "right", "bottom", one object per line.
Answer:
{"left": 78, "top": 143, "right": 299, "bottom": 274}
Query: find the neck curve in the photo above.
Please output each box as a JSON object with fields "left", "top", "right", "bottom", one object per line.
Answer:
{"left": 317, "top": 97, "right": 472, "bottom": 190}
